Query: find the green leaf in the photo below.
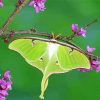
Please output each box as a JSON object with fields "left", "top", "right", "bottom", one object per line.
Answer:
{"left": 9, "top": 39, "right": 90, "bottom": 99}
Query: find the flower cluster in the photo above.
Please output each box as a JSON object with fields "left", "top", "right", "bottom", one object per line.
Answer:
{"left": 0, "top": 71, "right": 12, "bottom": 100}
{"left": 0, "top": 0, "right": 46, "bottom": 13}
{"left": 29, "top": 0, "right": 46, "bottom": 13}
{"left": 71, "top": 24, "right": 86, "bottom": 37}
{"left": 78, "top": 46, "right": 100, "bottom": 72}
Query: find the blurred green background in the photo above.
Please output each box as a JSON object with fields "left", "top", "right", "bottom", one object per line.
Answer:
{"left": 0, "top": 0, "right": 100, "bottom": 100}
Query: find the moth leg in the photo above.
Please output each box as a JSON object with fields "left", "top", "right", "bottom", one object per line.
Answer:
{"left": 69, "top": 48, "right": 74, "bottom": 55}
{"left": 32, "top": 39, "right": 35, "bottom": 45}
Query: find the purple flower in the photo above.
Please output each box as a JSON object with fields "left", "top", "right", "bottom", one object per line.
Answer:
{"left": 92, "top": 60, "right": 100, "bottom": 65}
{"left": 6, "top": 81, "right": 12, "bottom": 90}
{"left": 3, "top": 71, "right": 10, "bottom": 80}
{"left": 0, "top": 0, "right": 3, "bottom": 7}
{"left": 96, "top": 66, "right": 100, "bottom": 72}
{"left": 0, "top": 96, "right": 5, "bottom": 100}
{"left": 87, "top": 45, "right": 96, "bottom": 53}
{"left": 91, "top": 60, "right": 100, "bottom": 72}
{"left": 0, "top": 80, "right": 7, "bottom": 90}
{"left": 71, "top": 24, "right": 78, "bottom": 33}
{"left": 71, "top": 24, "right": 87, "bottom": 37}
{"left": 0, "top": 90, "right": 8, "bottom": 96}
{"left": 29, "top": 0, "right": 46, "bottom": 13}
{"left": 0, "top": 71, "right": 12, "bottom": 100}
{"left": 76, "top": 28, "right": 86, "bottom": 37}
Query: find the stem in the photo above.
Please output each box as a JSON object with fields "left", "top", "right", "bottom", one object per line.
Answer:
{"left": 2, "top": 0, "right": 29, "bottom": 32}
{"left": 7, "top": 29, "right": 64, "bottom": 40}
{"left": 66, "top": 34, "right": 76, "bottom": 40}
{"left": 14, "top": 29, "right": 52, "bottom": 37}
{"left": 84, "top": 19, "right": 97, "bottom": 29}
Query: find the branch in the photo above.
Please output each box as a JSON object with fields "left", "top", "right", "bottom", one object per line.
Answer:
{"left": 6, "top": 29, "right": 65, "bottom": 40}
{"left": 66, "top": 34, "right": 76, "bottom": 40}
{"left": 12, "top": 29, "right": 52, "bottom": 37}
{"left": 0, "top": 28, "right": 99, "bottom": 63}
{"left": 2, "top": 0, "right": 29, "bottom": 32}
{"left": 1, "top": 28, "right": 77, "bottom": 45}
{"left": 84, "top": 19, "right": 97, "bottom": 29}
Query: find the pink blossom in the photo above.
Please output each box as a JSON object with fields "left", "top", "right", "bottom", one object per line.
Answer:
{"left": 71, "top": 24, "right": 78, "bottom": 33}
{"left": 87, "top": 45, "right": 96, "bottom": 53}
{"left": 92, "top": 60, "right": 100, "bottom": 65}
{"left": 71, "top": 24, "right": 87, "bottom": 37}
{"left": 77, "top": 28, "right": 86, "bottom": 37}
{"left": 0, "top": 96, "right": 5, "bottom": 100}
{"left": 91, "top": 60, "right": 100, "bottom": 71}
{"left": 96, "top": 66, "right": 100, "bottom": 72}
{"left": 3, "top": 71, "right": 10, "bottom": 80}
{"left": 0, "top": 71, "right": 12, "bottom": 99}
{"left": 29, "top": 0, "right": 46, "bottom": 13}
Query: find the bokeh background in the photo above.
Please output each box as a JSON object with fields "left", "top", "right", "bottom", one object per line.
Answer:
{"left": 0, "top": 0, "right": 100, "bottom": 100}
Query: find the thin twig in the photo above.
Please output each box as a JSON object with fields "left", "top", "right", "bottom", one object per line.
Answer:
{"left": 2, "top": 0, "right": 29, "bottom": 32}
{"left": 6, "top": 29, "right": 64, "bottom": 40}
{"left": 84, "top": 19, "right": 97, "bottom": 29}
{"left": 66, "top": 34, "right": 76, "bottom": 40}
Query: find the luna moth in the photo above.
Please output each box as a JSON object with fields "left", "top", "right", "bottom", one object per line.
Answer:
{"left": 9, "top": 37, "right": 90, "bottom": 99}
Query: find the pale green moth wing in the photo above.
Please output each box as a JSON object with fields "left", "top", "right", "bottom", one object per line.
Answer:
{"left": 9, "top": 39, "right": 48, "bottom": 72}
{"left": 57, "top": 45, "right": 90, "bottom": 70}
{"left": 9, "top": 39, "right": 90, "bottom": 99}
